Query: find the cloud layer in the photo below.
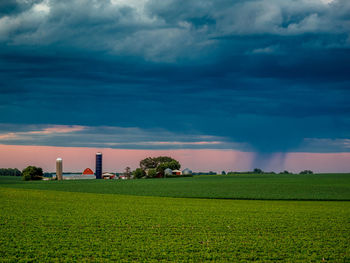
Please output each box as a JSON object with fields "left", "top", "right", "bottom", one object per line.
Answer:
{"left": 0, "top": 0, "right": 349, "bottom": 152}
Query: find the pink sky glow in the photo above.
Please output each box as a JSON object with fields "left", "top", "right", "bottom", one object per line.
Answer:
{"left": 0, "top": 144, "right": 349, "bottom": 173}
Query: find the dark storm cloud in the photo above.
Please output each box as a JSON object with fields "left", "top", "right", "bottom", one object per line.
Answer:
{"left": 0, "top": 0, "right": 41, "bottom": 16}
{"left": 0, "top": 0, "right": 349, "bottom": 152}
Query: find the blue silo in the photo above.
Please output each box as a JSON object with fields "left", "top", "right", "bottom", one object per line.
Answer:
{"left": 95, "top": 152, "right": 102, "bottom": 179}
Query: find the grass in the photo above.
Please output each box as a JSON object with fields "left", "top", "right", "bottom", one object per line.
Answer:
{"left": 1, "top": 173, "right": 350, "bottom": 200}
{"left": 0, "top": 187, "right": 349, "bottom": 262}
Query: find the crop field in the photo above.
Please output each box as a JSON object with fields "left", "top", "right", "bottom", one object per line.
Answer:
{"left": 1, "top": 173, "right": 350, "bottom": 200}
{"left": 0, "top": 175, "right": 350, "bottom": 262}
{"left": 0, "top": 187, "right": 349, "bottom": 262}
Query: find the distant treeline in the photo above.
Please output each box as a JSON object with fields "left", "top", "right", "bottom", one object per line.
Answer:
{"left": 192, "top": 171, "right": 217, "bottom": 175}
{"left": 44, "top": 172, "right": 55, "bottom": 178}
{"left": 0, "top": 168, "right": 21, "bottom": 176}
{"left": 226, "top": 168, "right": 313, "bottom": 175}
{"left": 193, "top": 169, "right": 314, "bottom": 176}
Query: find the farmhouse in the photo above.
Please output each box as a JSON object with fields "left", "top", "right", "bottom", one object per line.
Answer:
{"left": 102, "top": 172, "right": 115, "bottom": 179}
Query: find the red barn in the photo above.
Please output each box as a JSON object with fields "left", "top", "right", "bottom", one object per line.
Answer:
{"left": 82, "top": 168, "right": 94, "bottom": 175}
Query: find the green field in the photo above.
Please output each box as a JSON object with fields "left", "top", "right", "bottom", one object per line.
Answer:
{"left": 1, "top": 173, "right": 350, "bottom": 200}
{"left": 1, "top": 175, "right": 350, "bottom": 262}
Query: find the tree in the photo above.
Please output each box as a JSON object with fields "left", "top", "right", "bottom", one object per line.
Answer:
{"left": 253, "top": 168, "right": 263, "bottom": 174}
{"left": 156, "top": 163, "right": 169, "bottom": 175}
{"left": 154, "top": 156, "right": 175, "bottom": 163}
{"left": 133, "top": 168, "right": 146, "bottom": 179}
{"left": 140, "top": 157, "right": 158, "bottom": 170}
{"left": 140, "top": 156, "right": 180, "bottom": 170}
{"left": 156, "top": 160, "right": 181, "bottom": 175}
{"left": 22, "top": 166, "right": 43, "bottom": 181}
{"left": 299, "top": 170, "right": 313, "bottom": 175}
{"left": 280, "top": 170, "right": 290, "bottom": 174}
{"left": 124, "top": 167, "right": 131, "bottom": 179}
{"left": 139, "top": 156, "right": 181, "bottom": 177}
{"left": 147, "top": 169, "right": 157, "bottom": 178}
{"left": 221, "top": 171, "right": 226, "bottom": 175}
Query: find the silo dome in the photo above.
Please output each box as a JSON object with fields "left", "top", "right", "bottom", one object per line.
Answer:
{"left": 182, "top": 168, "right": 192, "bottom": 175}
{"left": 164, "top": 168, "right": 172, "bottom": 176}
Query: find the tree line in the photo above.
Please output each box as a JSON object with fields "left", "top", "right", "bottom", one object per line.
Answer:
{"left": 225, "top": 168, "right": 313, "bottom": 175}
{"left": 0, "top": 168, "right": 21, "bottom": 176}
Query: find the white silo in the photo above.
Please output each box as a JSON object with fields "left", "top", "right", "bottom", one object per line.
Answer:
{"left": 56, "top": 158, "right": 63, "bottom": 180}
{"left": 182, "top": 168, "right": 192, "bottom": 176}
{"left": 164, "top": 168, "right": 172, "bottom": 177}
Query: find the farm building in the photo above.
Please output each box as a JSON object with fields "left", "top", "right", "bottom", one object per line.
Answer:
{"left": 172, "top": 169, "right": 182, "bottom": 176}
{"left": 102, "top": 173, "right": 115, "bottom": 179}
{"left": 56, "top": 158, "right": 63, "bottom": 180}
{"left": 182, "top": 168, "right": 192, "bottom": 175}
{"left": 155, "top": 172, "right": 163, "bottom": 178}
{"left": 95, "top": 152, "right": 102, "bottom": 179}
{"left": 82, "top": 168, "right": 94, "bottom": 175}
{"left": 164, "top": 168, "right": 172, "bottom": 176}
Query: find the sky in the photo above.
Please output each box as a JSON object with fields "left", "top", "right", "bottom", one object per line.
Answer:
{"left": 0, "top": 0, "right": 350, "bottom": 172}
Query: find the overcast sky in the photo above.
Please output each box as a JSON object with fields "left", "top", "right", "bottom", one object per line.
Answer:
{"left": 0, "top": 0, "right": 349, "bottom": 171}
